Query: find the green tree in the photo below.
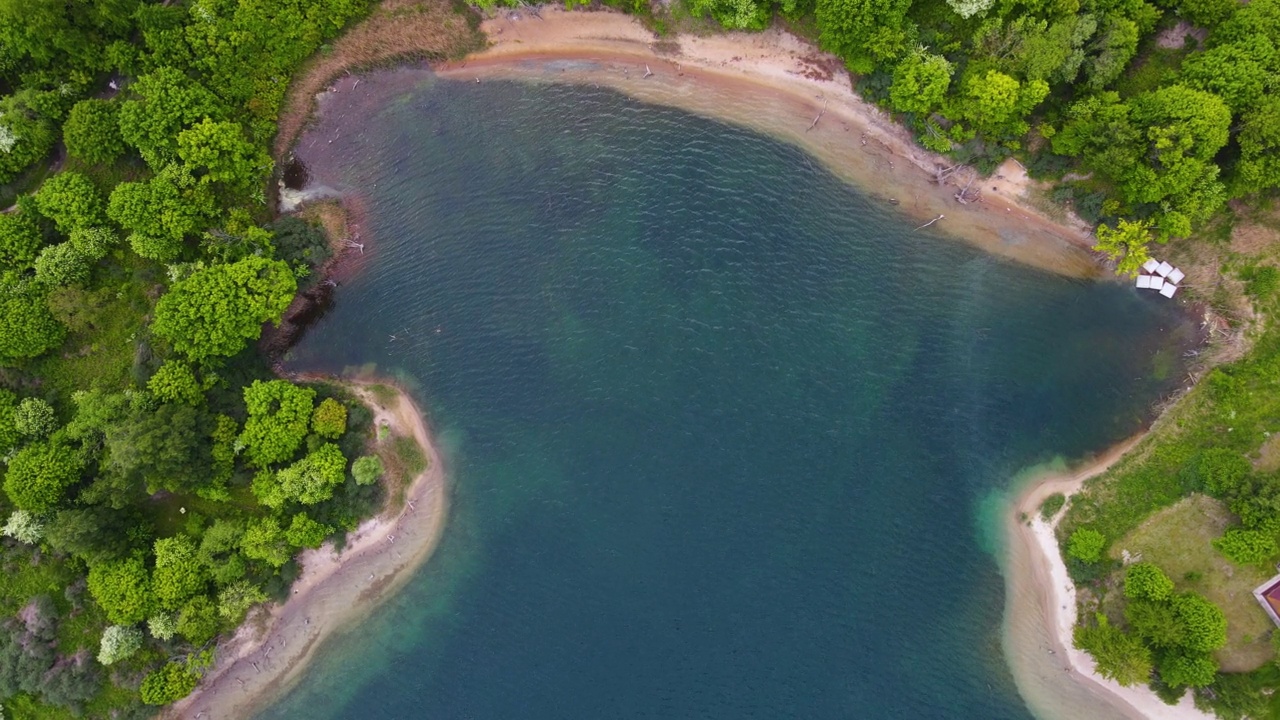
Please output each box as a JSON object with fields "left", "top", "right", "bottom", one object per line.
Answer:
{"left": 1233, "top": 98, "right": 1280, "bottom": 197}
{"left": 1, "top": 509, "right": 43, "bottom": 544}
{"left": 151, "top": 256, "right": 296, "bottom": 360}
{"left": 890, "top": 49, "right": 953, "bottom": 116}
{"left": 217, "top": 580, "right": 267, "bottom": 623}
{"left": 239, "top": 380, "right": 315, "bottom": 467}
{"left": 1181, "top": 41, "right": 1272, "bottom": 114}
{"left": 687, "top": 0, "right": 772, "bottom": 30}
{"left": 1073, "top": 614, "right": 1152, "bottom": 686}
{"left": 153, "top": 534, "right": 208, "bottom": 611}
{"left": 148, "top": 360, "right": 204, "bottom": 406}
{"left": 1158, "top": 652, "right": 1219, "bottom": 688}
{"left": 140, "top": 662, "right": 198, "bottom": 705}
{"left": 67, "top": 226, "right": 117, "bottom": 261}
{"left": 13, "top": 397, "right": 56, "bottom": 438}
{"left": 176, "top": 595, "right": 220, "bottom": 644}
{"left": 275, "top": 443, "right": 347, "bottom": 506}
{"left": 352, "top": 455, "right": 384, "bottom": 486}
{"left": 285, "top": 512, "right": 331, "bottom": 549}
{"left": 1094, "top": 219, "right": 1153, "bottom": 278}
{"left": 62, "top": 99, "right": 125, "bottom": 165}
{"left": 103, "top": 402, "right": 211, "bottom": 494}
{"left": 1124, "top": 562, "right": 1174, "bottom": 601}
{"left": 0, "top": 388, "right": 17, "bottom": 455}
{"left": 0, "top": 210, "right": 43, "bottom": 270}
{"left": 87, "top": 555, "right": 153, "bottom": 625}
{"left": 0, "top": 273, "right": 66, "bottom": 365}
{"left": 1067, "top": 527, "right": 1106, "bottom": 563}
{"left": 1172, "top": 592, "right": 1228, "bottom": 654}
{"left": 199, "top": 518, "right": 248, "bottom": 586}
{"left": 0, "top": 92, "right": 57, "bottom": 184}
{"left": 240, "top": 516, "right": 291, "bottom": 567}
{"left": 107, "top": 163, "right": 218, "bottom": 262}
{"left": 311, "top": 397, "right": 347, "bottom": 439}
{"left": 816, "top": 0, "right": 915, "bottom": 73}
{"left": 147, "top": 612, "right": 178, "bottom": 641}
{"left": 33, "top": 242, "right": 93, "bottom": 286}
{"left": 1124, "top": 599, "right": 1186, "bottom": 648}
{"left": 178, "top": 118, "right": 272, "bottom": 196}
{"left": 118, "top": 66, "right": 226, "bottom": 169}
{"left": 32, "top": 171, "right": 107, "bottom": 233}
{"left": 956, "top": 69, "right": 1048, "bottom": 141}
{"left": 97, "top": 625, "right": 143, "bottom": 666}
{"left": 3, "top": 439, "right": 82, "bottom": 513}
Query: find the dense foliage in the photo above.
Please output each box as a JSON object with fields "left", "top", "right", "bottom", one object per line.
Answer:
{"left": 0, "top": 0, "right": 403, "bottom": 714}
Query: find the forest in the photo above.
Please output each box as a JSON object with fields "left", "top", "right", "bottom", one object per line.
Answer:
{"left": 1, "top": 0, "right": 1278, "bottom": 716}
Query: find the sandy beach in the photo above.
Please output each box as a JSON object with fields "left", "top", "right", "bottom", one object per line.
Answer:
{"left": 164, "top": 381, "right": 448, "bottom": 719}
{"left": 435, "top": 6, "right": 1107, "bottom": 278}
{"left": 1003, "top": 438, "right": 1214, "bottom": 720}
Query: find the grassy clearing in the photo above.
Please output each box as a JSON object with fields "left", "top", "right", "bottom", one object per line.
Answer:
{"left": 274, "top": 0, "right": 485, "bottom": 157}
{"left": 1113, "top": 495, "right": 1274, "bottom": 672}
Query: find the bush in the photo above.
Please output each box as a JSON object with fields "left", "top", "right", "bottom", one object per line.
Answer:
{"left": 1198, "top": 449, "right": 1251, "bottom": 496}
{"left": 1213, "top": 527, "right": 1278, "bottom": 565}
{"left": 148, "top": 612, "right": 178, "bottom": 641}
{"left": 140, "top": 662, "right": 198, "bottom": 705}
{"left": 1040, "top": 493, "right": 1066, "bottom": 520}
{"left": 1124, "top": 562, "right": 1174, "bottom": 601}
{"left": 1068, "top": 527, "right": 1106, "bottom": 563}
{"left": 1, "top": 510, "right": 43, "bottom": 544}
{"left": 147, "top": 360, "right": 204, "bottom": 406}
{"left": 1074, "top": 614, "right": 1152, "bottom": 686}
{"left": 1159, "top": 652, "right": 1219, "bottom": 688}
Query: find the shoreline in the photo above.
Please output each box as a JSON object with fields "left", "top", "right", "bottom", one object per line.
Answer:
{"left": 1002, "top": 438, "right": 1214, "bottom": 720}
{"left": 434, "top": 6, "right": 1107, "bottom": 279}
{"left": 164, "top": 378, "right": 448, "bottom": 720}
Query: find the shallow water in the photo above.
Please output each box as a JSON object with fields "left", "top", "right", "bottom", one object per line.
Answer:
{"left": 269, "top": 71, "right": 1194, "bottom": 719}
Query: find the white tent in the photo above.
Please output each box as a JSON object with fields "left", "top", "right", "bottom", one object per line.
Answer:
{"left": 1167, "top": 268, "right": 1185, "bottom": 285}
{"left": 1136, "top": 275, "right": 1152, "bottom": 289}
{"left": 1160, "top": 284, "right": 1178, "bottom": 298}
{"left": 1156, "top": 261, "right": 1174, "bottom": 277}
{"left": 1143, "top": 259, "right": 1160, "bottom": 273}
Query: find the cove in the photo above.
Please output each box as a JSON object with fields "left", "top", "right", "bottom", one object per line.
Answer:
{"left": 268, "top": 70, "right": 1194, "bottom": 719}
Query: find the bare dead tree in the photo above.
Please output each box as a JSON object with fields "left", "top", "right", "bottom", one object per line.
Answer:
{"left": 806, "top": 98, "right": 828, "bottom": 132}
{"left": 915, "top": 214, "right": 945, "bottom": 231}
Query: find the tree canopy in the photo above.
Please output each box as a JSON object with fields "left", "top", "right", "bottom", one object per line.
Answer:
{"left": 151, "top": 256, "right": 296, "bottom": 360}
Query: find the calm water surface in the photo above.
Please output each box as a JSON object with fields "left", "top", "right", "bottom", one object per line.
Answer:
{"left": 268, "top": 72, "right": 1193, "bottom": 719}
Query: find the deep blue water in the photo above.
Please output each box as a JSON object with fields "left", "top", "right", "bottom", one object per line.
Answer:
{"left": 269, "top": 73, "right": 1194, "bottom": 719}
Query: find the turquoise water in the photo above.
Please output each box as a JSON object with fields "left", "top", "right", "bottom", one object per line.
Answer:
{"left": 270, "top": 71, "right": 1194, "bottom": 719}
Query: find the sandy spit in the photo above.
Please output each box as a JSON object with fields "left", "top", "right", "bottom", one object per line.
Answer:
{"left": 163, "top": 380, "right": 447, "bottom": 720}
{"left": 437, "top": 6, "right": 1107, "bottom": 278}
{"left": 1003, "top": 438, "right": 1215, "bottom": 720}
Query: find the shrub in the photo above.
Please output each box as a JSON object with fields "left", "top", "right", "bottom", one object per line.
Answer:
{"left": 140, "top": 662, "right": 199, "bottom": 705}
{"left": 352, "top": 455, "right": 384, "bottom": 486}
{"left": 147, "top": 360, "right": 204, "bottom": 406}
{"left": 1214, "top": 527, "right": 1279, "bottom": 565}
{"left": 1198, "top": 449, "right": 1251, "bottom": 496}
{"left": 1158, "top": 652, "right": 1219, "bottom": 688}
{"left": 1073, "top": 614, "right": 1152, "bottom": 686}
{"left": 1068, "top": 527, "right": 1106, "bottom": 563}
{"left": 148, "top": 612, "right": 178, "bottom": 641}
{"left": 1039, "top": 493, "right": 1066, "bottom": 520}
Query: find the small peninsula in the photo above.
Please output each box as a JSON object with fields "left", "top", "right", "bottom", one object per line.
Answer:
{"left": 0, "top": 0, "right": 1277, "bottom": 718}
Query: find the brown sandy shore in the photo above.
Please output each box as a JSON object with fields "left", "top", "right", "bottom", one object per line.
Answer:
{"left": 436, "top": 6, "right": 1108, "bottom": 278}
{"left": 1003, "top": 439, "right": 1213, "bottom": 720}
{"left": 163, "top": 380, "right": 447, "bottom": 719}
